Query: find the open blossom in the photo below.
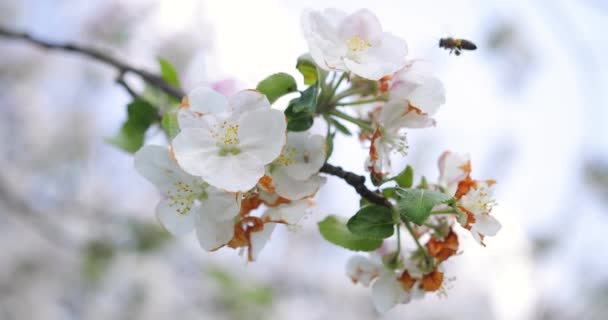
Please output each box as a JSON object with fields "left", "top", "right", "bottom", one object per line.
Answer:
{"left": 437, "top": 151, "right": 500, "bottom": 245}
{"left": 134, "top": 145, "right": 240, "bottom": 250}
{"left": 301, "top": 8, "right": 408, "bottom": 80}
{"left": 265, "top": 131, "right": 327, "bottom": 200}
{"left": 172, "top": 87, "right": 287, "bottom": 192}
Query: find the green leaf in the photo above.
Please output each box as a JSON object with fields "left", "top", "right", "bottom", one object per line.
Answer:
{"left": 82, "top": 240, "right": 115, "bottom": 282}
{"left": 347, "top": 205, "right": 395, "bottom": 239}
{"left": 396, "top": 188, "right": 452, "bottom": 225}
{"left": 161, "top": 109, "right": 180, "bottom": 139}
{"left": 330, "top": 118, "right": 352, "bottom": 135}
{"left": 325, "top": 130, "right": 335, "bottom": 161}
{"left": 291, "top": 84, "right": 319, "bottom": 114}
{"left": 129, "top": 221, "right": 171, "bottom": 252}
{"left": 394, "top": 165, "right": 414, "bottom": 188}
{"left": 296, "top": 54, "right": 318, "bottom": 85}
{"left": 256, "top": 72, "right": 297, "bottom": 104}
{"left": 158, "top": 57, "right": 181, "bottom": 87}
{"left": 286, "top": 114, "right": 314, "bottom": 132}
{"left": 382, "top": 187, "right": 397, "bottom": 198}
{"left": 318, "top": 215, "right": 383, "bottom": 251}
{"left": 107, "top": 99, "right": 159, "bottom": 153}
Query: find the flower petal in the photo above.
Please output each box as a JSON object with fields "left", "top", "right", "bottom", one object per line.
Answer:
{"left": 200, "top": 153, "right": 265, "bottom": 192}
{"left": 202, "top": 188, "right": 241, "bottom": 221}
{"left": 264, "top": 200, "right": 309, "bottom": 225}
{"left": 238, "top": 108, "right": 287, "bottom": 164}
{"left": 172, "top": 127, "right": 220, "bottom": 176}
{"left": 473, "top": 214, "right": 501, "bottom": 237}
{"left": 272, "top": 169, "right": 325, "bottom": 200}
{"left": 134, "top": 144, "right": 197, "bottom": 193}
{"left": 346, "top": 255, "right": 383, "bottom": 287}
{"left": 195, "top": 212, "right": 235, "bottom": 251}
{"left": 179, "top": 87, "right": 229, "bottom": 129}
{"left": 338, "top": 9, "right": 383, "bottom": 43}
{"left": 344, "top": 32, "right": 408, "bottom": 80}
{"left": 301, "top": 9, "right": 347, "bottom": 71}
{"left": 155, "top": 198, "right": 196, "bottom": 236}
{"left": 283, "top": 132, "right": 326, "bottom": 180}
{"left": 229, "top": 89, "right": 271, "bottom": 115}
{"left": 371, "top": 273, "right": 411, "bottom": 313}
{"left": 249, "top": 223, "right": 276, "bottom": 261}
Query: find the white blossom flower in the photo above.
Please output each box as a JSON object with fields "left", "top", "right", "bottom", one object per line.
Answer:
{"left": 172, "top": 87, "right": 287, "bottom": 192}
{"left": 134, "top": 145, "right": 240, "bottom": 250}
{"left": 458, "top": 180, "right": 501, "bottom": 245}
{"left": 301, "top": 8, "right": 408, "bottom": 80}
{"left": 346, "top": 255, "right": 384, "bottom": 287}
{"left": 249, "top": 200, "right": 310, "bottom": 260}
{"left": 266, "top": 132, "right": 327, "bottom": 200}
{"left": 389, "top": 61, "right": 446, "bottom": 120}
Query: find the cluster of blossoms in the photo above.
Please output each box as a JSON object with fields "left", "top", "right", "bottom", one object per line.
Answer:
{"left": 132, "top": 7, "right": 499, "bottom": 312}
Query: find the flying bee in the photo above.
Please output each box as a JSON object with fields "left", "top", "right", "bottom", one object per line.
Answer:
{"left": 438, "top": 37, "right": 477, "bottom": 56}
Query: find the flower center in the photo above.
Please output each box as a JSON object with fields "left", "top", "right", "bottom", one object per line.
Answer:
{"left": 346, "top": 35, "right": 371, "bottom": 61}
{"left": 274, "top": 146, "right": 297, "bottom": 166}
{"left": 166, "top": 181, "right": 208, "bottom": 215}
{"left": 212, "top": 120, "right": 241, "bottom": 156}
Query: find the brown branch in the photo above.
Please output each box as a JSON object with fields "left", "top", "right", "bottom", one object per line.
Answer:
{"left": 0, "top": 26, "right": 185, "bottom": 100}
{"left": 320, "top": 163, "right": 392, "bottom": 208}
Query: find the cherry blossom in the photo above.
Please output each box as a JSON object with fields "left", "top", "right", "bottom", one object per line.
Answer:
{"left": 134, "top": 145, "right": 240, "bottom": 250}
{"left": 172, "top": 87, "right": 287, "bottom": 192}
{"left": 301, "top": 8, "right": 408, "bottom": 80}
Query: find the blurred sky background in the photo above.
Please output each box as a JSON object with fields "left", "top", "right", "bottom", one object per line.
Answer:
{"left": 1, "top": 0, "right": 607, "bottom": 319}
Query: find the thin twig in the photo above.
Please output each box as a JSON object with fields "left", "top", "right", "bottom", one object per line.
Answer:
{"left": 320, "top": 163, "right": 392, "bottom": 208}
{"left": 0, "top": 26, "right": 184, "bottom": 99}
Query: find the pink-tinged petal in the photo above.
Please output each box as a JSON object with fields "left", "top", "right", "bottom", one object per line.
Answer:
{"left": 338, "top": 9, "right": 383, "bottom": 43}
{"left": 195, "top": 213, "right": 235, "bottom": 251}
{"left": 249, "top": 223, "right": 276, "bottom": 261}
{"left": 155, "top": 198, "right": 196, "bottom": 236}
{"left": 371, "top": 273, "right": 411, "bottom": 313}
{"left": 238, "top": 108, "right": 287, "bottom": 164}
{"left": 344, "top": 32, "right": 408, "bottom": 80}
{"left": 229, "top": 89, "right": 270, "bottom": 115}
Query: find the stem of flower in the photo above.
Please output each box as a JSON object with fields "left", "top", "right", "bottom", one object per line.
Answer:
{"left": 404, "top": 220, "right": 430, "bottom": 261}
{"left": 430, "top": 208, "right": 457, "bottom": 215}
{"left": 395, "top": 224, "right": 402, "bottom": 255}
{"left": 335, "top": 96, "right": 387, "bottom": 106}
{"left": 330, "top": 87, "right": 369, "bottom": 104}
{"left": 329, "top": 109, "right": 373, "bottom": 131}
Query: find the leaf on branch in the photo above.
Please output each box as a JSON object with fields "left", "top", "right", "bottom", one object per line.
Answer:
{"left": 107, "top": 98, "right": 158, "bottom": 153}
{"left": 347, "top": 205, "right": 395, "bottom": 239}
{"left": 161, "top": 110, "right": 180, "bottom": 139}
{"left": 284, "top": 83, "right": 320, "bottom": 132}
{"left": 393, "top": 165, "right": 414, "bottom": 188}
{"left": 158, "top": 57, "right": 181, "bottom": 87}
{"left": 396, "top": 188, "right": 452, "bottom": 225}
{"left": 318, "top": 215, "right": 383, "bottom": 251}
{"left": 256, "top": 72, "right": 297, "bottom": 104}
{"left": 296, "top": 54, "right": 319, "bottom": 85}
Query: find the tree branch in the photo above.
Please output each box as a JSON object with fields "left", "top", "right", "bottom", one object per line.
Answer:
{"left": 320, "top": 163, "right": 392, "bottom": 208}
{"left": 0, "top": 26, "right": 185, "bottom": 99}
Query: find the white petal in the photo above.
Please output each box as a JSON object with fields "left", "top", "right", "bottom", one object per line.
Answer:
{"left": 229, "top": 89, "right": 271, "bottom": 114}
{"left": 155, "top": 198, "right": 196, "bottom": 236}
{"left": 400, "top": 110, "right": 436, "bottom": 128}
{"left": 195, "top": 213, "right": 235, "bottom": 251}
{"left": 264, "top": 200, "right": 309, "bottom": 225}
{"left": 371, "top": 273, "right": 411, "bottom": 313}
{"left": 473, "top": 214, "right": 501, "bottom": 237}
{"left": 378, "top": 99, "right": 408, "bottom": 131}
{"left": 405, "top": 76, "right": 445, "bottom": 116}
{"left": 200, "top": 153, "right": 265, "bottom": 192}
{"left": 283, "top": 132, "right": 326, "bottom": 180}
{"left": 301, "top": 9, "right": 347, "bottom": 70}
{"left": 346, "top": 255, "right": 383, "bottom": 287}
{"left": 238, "top": 108, "right": 287, "bottom": 164}
{"left": 344, "top": 32, "right": 408, "bottom": 80}
{"left": 249, "top": 223, "right": 276, "bottom": 261}
{"left": 437, "top": 151, "right": 470, "bottom": 188}
{"left": 188, "top": 86, "right": 229, "bottom": 115}
{"left": 337, "top": 9, "right": 383, "bottom": 43}
{"left": 201, "top": 188, "right": 241, "bottom": 221}
{"left": 178, "top": 87, "right": 229, "bottom": 129}
{"left": 272, "top": 169, "right": 325, "bottom": 200}
{"left": 172, "top": 127, "right": 220, "bottom": 176}
{"left": 134, "top": 144, "right": 196, "bottom": 192}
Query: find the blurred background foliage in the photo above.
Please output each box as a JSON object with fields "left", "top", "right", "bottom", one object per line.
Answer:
{"left": 0, "top": 0, "right": 607, "bottom": 319}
